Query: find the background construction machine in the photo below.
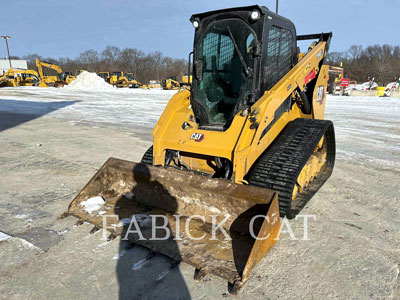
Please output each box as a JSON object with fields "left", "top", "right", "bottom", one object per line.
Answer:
{"left": 35, "top": 59, "right": 75, "bottom": 87}
{"left": 328, "top": 65, "right": 343, "bottom": 94}
{"left": 15, "top": 69, "right": 45, "bottom": 86}
{"left": 109, "top": 71, "right": 143, "bottom": 88}
{"left": 0, "top": 70, "right": 18, "bottom": 87}
{"left": 180, "top": 74, "right": 192, "bottom": 89}
{"left": 162, "top": 75, "right": 193, "bottom": 90}
{"left": 67, "top": 5, "right": 335, "bottom": 293}
{"left": 98, "top": 72, "right": 111, "bottom": 83}
{"left": 161, "top": 76, "right": 180, "bottom": 90}
{"left": 0, "top": 68, "right": 47, "bottom": 87}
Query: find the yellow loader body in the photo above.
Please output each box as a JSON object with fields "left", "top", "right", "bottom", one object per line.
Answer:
{"left": 67, "top": 5, "right": 335, "bottom": 293}
{"left": 153, "top": 47, "right": 329, "bottom": 182}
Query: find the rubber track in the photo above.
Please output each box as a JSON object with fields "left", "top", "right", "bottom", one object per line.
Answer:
{"left": 141, "top": 146, "right": 154, "bottom": 165}
{"left": 247, "top": 118, "right": 335, "bottom": 218}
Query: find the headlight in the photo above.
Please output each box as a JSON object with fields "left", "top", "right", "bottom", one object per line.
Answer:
{"left": 251, "top": 10, "right": 260, "bottom": 20}
{"left": 192, "top": 20, "right": 199, "bottom": 29}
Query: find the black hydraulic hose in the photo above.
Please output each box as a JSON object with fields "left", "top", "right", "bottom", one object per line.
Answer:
{"left": 298, "top": 89, "right": 311, "bottom": 114}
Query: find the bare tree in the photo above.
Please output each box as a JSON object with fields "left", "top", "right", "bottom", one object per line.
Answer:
{"left": 119, "top": 48, "right": 144, "bottom": 77}
{"left": 19, "top": 43, "right": 400, "bottom": 85}
{"left": 348, "top": 45, "right": 363, "bottom": 60}
{"left": 326, "top": 44, "right": 399, "bottom": 84}
{"left": 101, "top": 46, "right": 121, "bottom": 71}
{"left": 23, "top": 54, "right": 43, "bottom": 69}
{"left": 79, "top": 49, "right": 99, "bottom": 72}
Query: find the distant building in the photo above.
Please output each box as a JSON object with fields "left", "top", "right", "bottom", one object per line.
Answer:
{"left": 0, "top": 59, "right": 28, "bottom": 74}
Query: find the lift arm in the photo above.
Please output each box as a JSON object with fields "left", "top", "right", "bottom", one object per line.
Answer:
{"left": 35, "top": 59, "right": 63, "bottom": 80}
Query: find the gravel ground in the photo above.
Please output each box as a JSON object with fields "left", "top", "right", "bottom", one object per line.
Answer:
{"left": 0, "top": 87, "right": 399, "bottom": 300}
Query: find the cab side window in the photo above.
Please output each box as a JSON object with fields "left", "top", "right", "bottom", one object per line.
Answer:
{"left": 264, "top": 26, "right": 295, "bottom": 90}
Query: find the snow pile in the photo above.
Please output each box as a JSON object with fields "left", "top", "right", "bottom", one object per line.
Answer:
{"left": 80, "top": 196, "right": 105, "bottom": 213}
{"left": 64, "top": 71, "right": 114, "bottom": 91}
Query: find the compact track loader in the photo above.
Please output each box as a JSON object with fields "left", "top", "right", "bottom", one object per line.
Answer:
{"left": 109, "top": 71, "right": 144, "bottom": 88}
{"left": 161, "top": 76, "right": 181, "bottom": 90}
{"left": 66, "top": 5, "right": 335, "bottom": 293}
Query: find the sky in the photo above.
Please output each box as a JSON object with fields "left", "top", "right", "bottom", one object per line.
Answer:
{"left": 2, "top": 0, "right": 400, "bottom": 60}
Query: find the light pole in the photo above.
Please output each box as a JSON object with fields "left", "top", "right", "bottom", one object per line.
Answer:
{"left": 0, "top": 36, "right": 12, "bottom": 68}
{"left": 276, "top": 0, "right": 279, "bottom": 14}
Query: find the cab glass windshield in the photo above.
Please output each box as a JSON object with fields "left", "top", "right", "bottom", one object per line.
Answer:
{"left": 194, "top": 19, "right": 256, "bottom": 126}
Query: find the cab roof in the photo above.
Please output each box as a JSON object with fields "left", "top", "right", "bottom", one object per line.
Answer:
{"left": 190, "top": 5, "right": 270, "bottom": 21}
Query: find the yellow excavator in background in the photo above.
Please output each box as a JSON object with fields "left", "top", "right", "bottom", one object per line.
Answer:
{"left": 35, "top": 59, "right": 75, "bottom": 87}
{"left": 0, "top": 68, "right": 47, "bottom": 87}
{"left": 161, "top": 76, "right": 180, "bottom": 90}
{"left": 67, "top": 5, "right": 335, "bottom": 294}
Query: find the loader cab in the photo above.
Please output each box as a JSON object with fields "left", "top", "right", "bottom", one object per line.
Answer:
{"left": 21, "top": 73, "right": 39, "bottom": 84}
{"left": 112, "top": 71, "right": 122, "bottom": 78}
{"left": 98, "top": 72, "right": 109, "bottom": 79}
{"left": 168, "top": 76, "right": 177, "bottom": 81}
{"left": 59, "top": 72, "right": 72, "bottom": 82}
{"left": 190, "top": 5, "right": 297, "bottom": 129}
{"left": 125, "top": 73, "right": 135, "bottom": 81}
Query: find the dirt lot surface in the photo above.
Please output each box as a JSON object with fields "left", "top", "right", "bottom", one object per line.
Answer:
{"left": 0, "top": 88, "right": 399, "bottom": 300}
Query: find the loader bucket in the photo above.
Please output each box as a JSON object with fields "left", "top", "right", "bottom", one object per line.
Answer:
{"left": 67, "top": 157, "right": 280, "bottom": 290}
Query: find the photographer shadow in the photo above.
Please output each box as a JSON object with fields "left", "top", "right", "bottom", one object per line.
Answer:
{"left": 115, "top": 164, "right": 191, "bottom": 300}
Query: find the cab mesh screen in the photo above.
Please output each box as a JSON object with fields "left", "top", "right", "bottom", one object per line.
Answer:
{"left": 264, "top": 26, "right": 294, "bottom": 90}
{"left": 202, "top": 33, "right": 234, "bottom": 71}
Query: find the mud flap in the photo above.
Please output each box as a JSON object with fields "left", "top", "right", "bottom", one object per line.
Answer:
{"left": 67, "top": 157, "right": 280, "bottom": 289}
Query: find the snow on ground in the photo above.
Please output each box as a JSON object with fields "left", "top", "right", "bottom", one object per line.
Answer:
{"left": 0, "top": 87, "right": 399, "bottom": 168}
{"left": 0, "top": 231, "right": 11, "bottom": 241}
{"left": 325, "top": 96, "right": 400, "bottom": 168}
{"left": 0, "top": 86, "right": 176, "bottom": 138}
{"left": 63, "top": 71, "right": 115, "bottom": 91}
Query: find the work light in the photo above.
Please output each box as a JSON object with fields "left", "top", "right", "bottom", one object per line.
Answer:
{"left": 251, "top": 10, "right": 260, "bottom": 20}
{"left": 192, "top": 20, "right": 199, "bottom": 29}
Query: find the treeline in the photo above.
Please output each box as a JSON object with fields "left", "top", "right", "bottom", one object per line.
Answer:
{"left": 11, "top": 44, "right": 400, "bottom": 85}
{"left": 21, "top": 46, "right": 188, "bottom": 84}
{"left": 326, "top": 44, "right": 400, "bottom": 85}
